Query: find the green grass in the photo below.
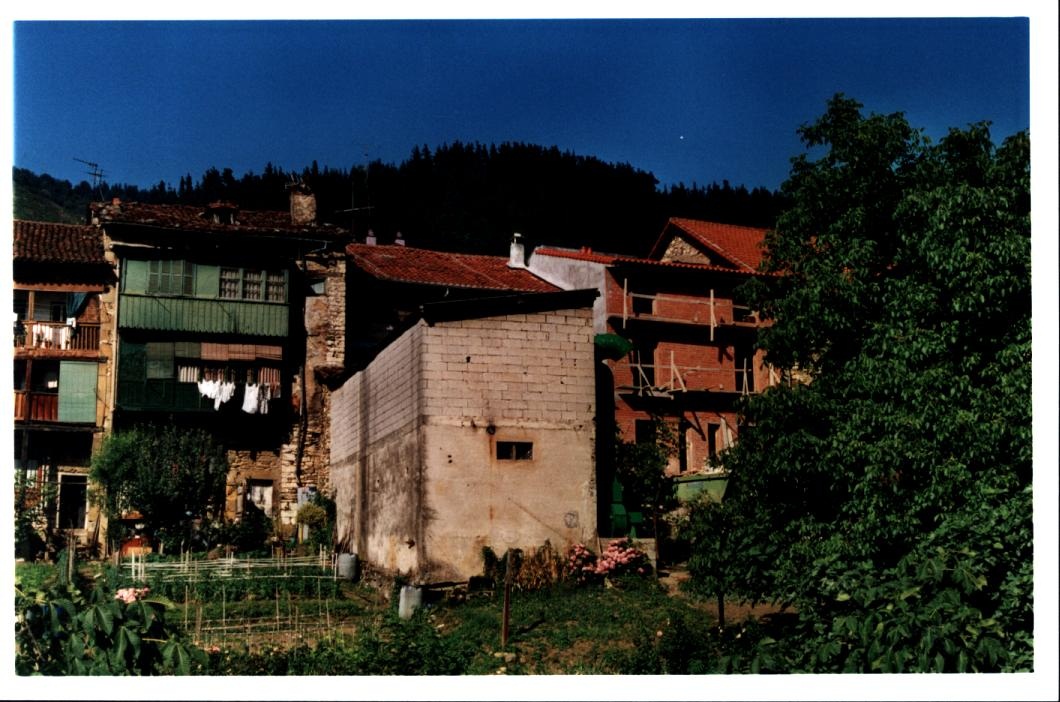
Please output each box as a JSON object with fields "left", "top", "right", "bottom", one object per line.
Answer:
{"left": 16, "top": 560, "right": 727, "bottom": 674}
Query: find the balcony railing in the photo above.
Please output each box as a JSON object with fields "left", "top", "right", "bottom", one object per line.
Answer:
{"left": 613, "top": 353, "right": 769, "bottom": 398}
{"left": 14, "top": 390, "right": 59, "bottom": 422}
{"left": 14, "top": 321, "right": 100, "bottom": 352}
{"left": 619, "top": 281, "right": 758, "bottom": 340}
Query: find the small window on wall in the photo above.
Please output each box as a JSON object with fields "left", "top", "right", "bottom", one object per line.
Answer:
{"left": 497, "top": 441, "right": 533, "bottom": 461}
{"left": 220, "top": 268, "right": 287, "bottom": 302}
{"left": 148, "top": 260, "right": 194, "bottom": 295}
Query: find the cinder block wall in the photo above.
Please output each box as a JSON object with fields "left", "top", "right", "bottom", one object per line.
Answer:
{"left": 331, "top": 306, "right": 598, "bottom": 582}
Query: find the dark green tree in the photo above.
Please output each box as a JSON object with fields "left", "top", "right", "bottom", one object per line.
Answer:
{"left": 614, "top": 417, "right": 679, "bottom": 542}
{"left": 688, "top": 95, "right": 1031, "bottom": 672}
{"left": 90, "top": 425, "right": 228, "bottom": 544}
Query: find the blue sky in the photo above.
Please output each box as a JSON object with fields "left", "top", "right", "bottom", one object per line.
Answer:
{"left": 12, "top": 17, "right": 1031, "bottom": 192}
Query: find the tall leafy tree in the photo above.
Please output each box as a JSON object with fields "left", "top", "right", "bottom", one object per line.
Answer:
{"left": 688, "top": 95, "right": 1031, "bottom": 672}
{"left": 90, "top": 425, "right": 228, "bottom": 543}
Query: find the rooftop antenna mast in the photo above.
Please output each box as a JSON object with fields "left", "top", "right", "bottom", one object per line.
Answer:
{"left": 74, "top": 158, "right": 106, "bottom": 200}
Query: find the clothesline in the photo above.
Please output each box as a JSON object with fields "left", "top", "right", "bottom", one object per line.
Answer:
{"left": 196, "top": 375, "right": 276, "bottom": 414}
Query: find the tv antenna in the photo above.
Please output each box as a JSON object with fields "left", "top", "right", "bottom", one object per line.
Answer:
{"left": 74, "top": 158, "right": 106, "bottom": 199}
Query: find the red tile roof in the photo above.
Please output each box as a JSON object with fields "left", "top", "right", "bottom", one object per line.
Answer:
{"left": 650, "top": 218, "right": 769, "bottom": 272}
{"left": 90, "top": 200, "right": 345, "bottom": 238}
{"left": 532, "top": 245, "right": 777, "bottom": 277}
{"left": 347, "top": 244, "right": 560, "bottom": 292}
{"left": 13, "top": 220, "right": 106, "bottom": 264}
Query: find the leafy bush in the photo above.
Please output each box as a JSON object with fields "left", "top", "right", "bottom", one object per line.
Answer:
{"left": 227, "top": 501, "right": 273, "bottom": 554}
{"left": 296, "top": 492, "right": 335, "bottom": 552}
{"left": 15, "top": 563, "right": 205, "bottom": 675}
{"left": 206, "top": 611, "right": 472, "bottom": 675}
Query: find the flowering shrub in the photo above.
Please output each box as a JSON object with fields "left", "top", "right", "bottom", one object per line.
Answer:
{"left": 591, "top": 539, "right": 652, "bottom": 578}
{"left": 565, "top": 540, "right": 652, "bottom": 583}
{"left": 114, "top": 587, "right": 151, "bottom": 604}
{"left": 565, "top": 543, "right": 598, "bottom": 583}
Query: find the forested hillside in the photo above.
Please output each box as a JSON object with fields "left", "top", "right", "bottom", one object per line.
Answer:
{"left": 14, "top": 142, "right": 783, "bottom": 255}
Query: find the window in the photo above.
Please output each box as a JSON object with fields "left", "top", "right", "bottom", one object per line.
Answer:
{"left": 219, "top": 268, "right": 287, "bottom": 302}
{"left": 31, "top": 292, "right": 68, "bottom": 321}
{"left": 145, "top": 342, "right": 175, "bottom": 379}
{"left": 57, "top": 474, "right": 88, "bottom": 530}
{"left": 497, "top": 441, "right": 533, "bottom": 461}
{"left": 148, "top": 260, "right": 193, "bottom": 295}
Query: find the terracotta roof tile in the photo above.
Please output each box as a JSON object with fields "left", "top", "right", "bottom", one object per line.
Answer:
{"left": 13, "top": 220, "right": 106, "bottom": 264}
{"left": 90, "top": 201, "right": 345, "bottom": 238}
{"left": 532, "top": 245, "right": 777, "bottom": 276}
{"left": 347, "top": 244, "right": 559, "bottom": 293}
{"left": 650, "top": 218, "right": 769, "bottom": 272}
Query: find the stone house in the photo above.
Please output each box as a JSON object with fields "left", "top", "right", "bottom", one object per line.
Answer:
{"left": 329, "top": 289, "right": 598, "bottom": 583}
{"left": 88, "top": 188, "right": 348, "bottom": 532}
{"left": 13, "top": 220, "right": 117, "bottom": 553}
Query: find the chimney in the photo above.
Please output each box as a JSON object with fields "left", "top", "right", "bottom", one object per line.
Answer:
{"left": 394, "top": 232, "right": 406, "bottom": 247}
{"left": 365, "top": 229, "right": 377, "bottom": 246}
{"left": 289, "top": 185, "right": 317, "bottom": 225}
{"left": 508, "top": 232, "right": 526, "bottom": 269}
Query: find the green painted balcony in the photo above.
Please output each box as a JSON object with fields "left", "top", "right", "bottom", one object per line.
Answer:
{"left": 118, "top": 294, "right": 288, "bottom": 337}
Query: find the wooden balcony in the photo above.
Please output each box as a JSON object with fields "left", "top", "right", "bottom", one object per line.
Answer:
{"left": 14, "top": 390, "right": 59, "bottom": 422}
{"left": 14, "top": 322, "right": 100, "bottom": 352}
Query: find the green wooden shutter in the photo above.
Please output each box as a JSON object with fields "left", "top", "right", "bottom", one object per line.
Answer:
{"left": 124, "top": 259, "right": 149, "bottom": 293}
{"left": 195, "top": 264, "right": 220, "bottom": 298}
{"left": 58, "top": 361, "right": 98, "bottom": 423}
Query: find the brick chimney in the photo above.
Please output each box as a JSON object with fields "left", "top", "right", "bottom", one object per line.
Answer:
{"left": 289, "top": 184, "right": 317, "bottom": 225}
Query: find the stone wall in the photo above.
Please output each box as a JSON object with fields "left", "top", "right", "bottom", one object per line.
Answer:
{"left": 277, "top": 249, "right": 346, "bottom": 526}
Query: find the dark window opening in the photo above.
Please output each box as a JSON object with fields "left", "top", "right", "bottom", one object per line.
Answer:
{"left": 58, "top": 474, "right": 88, "bottom": 530}
{"left": 634, "top": 419, "right": 655, "bottom": 445}
{"left": 497, "top": 441, "right": 533, "bottom": 461}
{"left": 706, "top": 423, "right": 720, "bottom": 463}
{"left": 631, "top": 294, "right": 653, "bottom": 316}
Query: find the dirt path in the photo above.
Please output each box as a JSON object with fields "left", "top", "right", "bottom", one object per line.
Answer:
{"left": 658, "top": 564, "right": 785, "bottom": 623}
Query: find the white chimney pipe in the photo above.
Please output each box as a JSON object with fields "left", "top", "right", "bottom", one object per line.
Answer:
{"left": 508, "top": 232, "right": 525, "bottom": 269}
{"left": 366, "top": 229, "right": 377, "bottom": 246}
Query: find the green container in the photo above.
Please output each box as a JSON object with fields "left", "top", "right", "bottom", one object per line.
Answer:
{"left": 674, "top": 473, "right": 729, "bottom": 503}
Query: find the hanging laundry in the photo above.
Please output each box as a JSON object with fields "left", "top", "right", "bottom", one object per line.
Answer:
{"left": 37, "top": 325, "right": 53, "bottom": 347}
{"left": 198, "top": 377, "right": 219, "bottom": 400}
{"left": 56, "top": 326, "right": 72, "bottom": 349}
{"left": 242, "top": 383, "right": 260, "bottom": 414}
{"left": 258, "top": 383, "right": 271, "bottom": 414}
{"left": 215, "top": 381, "right": 236, "bottom": 410}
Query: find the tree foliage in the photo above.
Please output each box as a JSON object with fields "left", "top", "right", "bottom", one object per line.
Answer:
{"left": 615, "top": 417, "right": 679, "bottom": 539}
{"left": 89, "top": 424, "right": 228, "bottom": 541}
{"left": 15, "top": 143, "right": 784, "bottom": 257}
{"left": 688, "top": 95, "right": 1032, "bottom": 672}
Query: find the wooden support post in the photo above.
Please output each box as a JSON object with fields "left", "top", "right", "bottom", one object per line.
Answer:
{"left": 501, "top": 549, "right": 512, "bottom": 649}
{"left": 710, "top": 289, "right": 715, "bottom": 341}
{"left": 622, "top": 278, "right": 628, "bottom": 329}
